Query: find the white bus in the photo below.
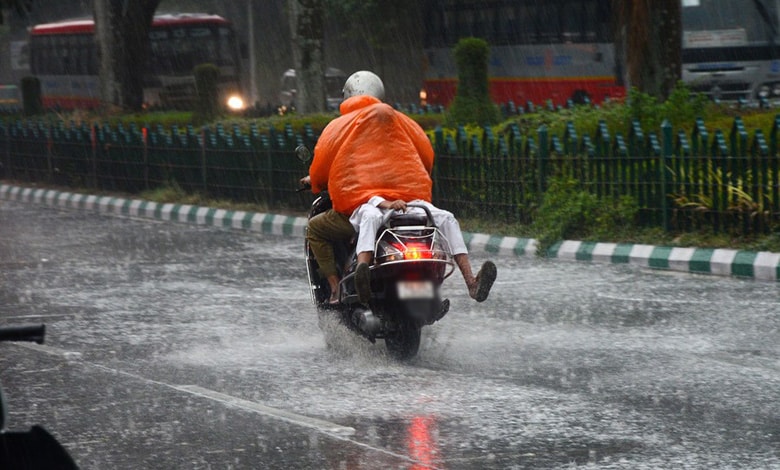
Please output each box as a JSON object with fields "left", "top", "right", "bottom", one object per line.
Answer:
{"left": 681, "top": 0, "right": 780, "bottom": 102}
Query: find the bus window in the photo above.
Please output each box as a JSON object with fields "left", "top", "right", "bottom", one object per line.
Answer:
{"left": 537, "top": 3, "right": 562, "bottom": 43}
{"left": 472, "top": 8, "right": 492, "bottom": 40}
{"left": 495, "top": 6, "right": 517, "bottom": 45}
{"left": 561, "top": 1, "right": 584, "bottom": 42}
{"left": 218, "top": 27, "right": 236, "bottom": 67}
{"left": 443, "top": 9, "right": 457, "bottom": 45}
{"left": 517, "top": 3, "right": 538, "bottom": 44}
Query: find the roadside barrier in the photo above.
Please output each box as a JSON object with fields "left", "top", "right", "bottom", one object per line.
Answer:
{"left": 2, "top": 183, "right": 778, "bottom": 282}
{"left": 2, "top": 115, "right": 780, "bottom": 236}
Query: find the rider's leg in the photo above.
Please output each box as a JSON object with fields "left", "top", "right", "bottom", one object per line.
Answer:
{"left": 307, "top": 209, "right": 355, "bottom": 303}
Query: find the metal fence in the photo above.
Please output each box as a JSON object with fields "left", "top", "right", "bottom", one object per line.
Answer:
{"left": 1, "top": 116, "right": 779, "bottom": 234}
{"left": 430, "top": 117, "right": 780, "bottom": 234}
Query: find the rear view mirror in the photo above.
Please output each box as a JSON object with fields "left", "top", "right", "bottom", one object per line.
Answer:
{"left": 295, "top": 145, "right": 312, "bottom": 163}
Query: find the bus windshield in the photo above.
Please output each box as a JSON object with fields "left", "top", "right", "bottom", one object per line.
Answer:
{"left": 682, "top": 0, "right": 779, "bottom": 47}
{"left": 149, "top": 24, "right": 237, "bottom": 75}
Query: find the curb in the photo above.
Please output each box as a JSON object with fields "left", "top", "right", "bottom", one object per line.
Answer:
{"left": 2, "top": 183, "right": 778, "bottom": 282}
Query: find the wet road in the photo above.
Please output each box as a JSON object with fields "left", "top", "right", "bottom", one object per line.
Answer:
{"left": 1, "top": 200, "right": 779, "bottom": 469}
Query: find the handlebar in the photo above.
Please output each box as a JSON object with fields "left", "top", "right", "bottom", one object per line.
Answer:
{"left": 0, "top": 325, "right": 45, "bottom": 344}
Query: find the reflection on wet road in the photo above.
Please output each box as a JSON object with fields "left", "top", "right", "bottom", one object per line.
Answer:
{"left": 1, "top": 200, "right": 779, "bottom": 469}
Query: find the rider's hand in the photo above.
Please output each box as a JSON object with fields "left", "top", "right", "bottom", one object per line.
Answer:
{"left": 299, "top": 175, "right": 311, "bottom": 187}
{"left": 381, "top": 199, "right": 407, "bottom": 212}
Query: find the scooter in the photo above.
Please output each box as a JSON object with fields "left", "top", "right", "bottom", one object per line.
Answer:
{"left": 297, "top": 146, "right": 456, "bottom": 360}
{"left": 0, "top": 324, "right": 79, "bottom": 469}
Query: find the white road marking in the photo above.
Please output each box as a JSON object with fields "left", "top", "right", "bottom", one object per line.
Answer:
{"left": 8, "top": 344, "right": 424, "bottom": 465}
{"left": 172, "top": 384, "right": 356, "bottom": 436}
{"left": 2, "top": 314, "right": 72, "bottom": 320}
{"left": 16, "top": 342, "right": 82, "bottom": 359}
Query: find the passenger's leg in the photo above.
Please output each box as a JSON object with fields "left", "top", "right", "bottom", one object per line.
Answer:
{"left": 428, "top": 203, "right": 497, "bottom": 302}
{"left": 352, "top": 205, "right": 384, "bottom": 304}
{"left": 353, "top": 204, "right": 384, "bottom": 263}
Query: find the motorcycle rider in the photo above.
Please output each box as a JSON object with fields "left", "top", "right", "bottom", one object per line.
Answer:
{"left": 300, "top": 70, "right": 496, "bottom": 305}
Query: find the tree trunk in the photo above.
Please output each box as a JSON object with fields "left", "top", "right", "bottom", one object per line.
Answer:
{"left": 614, "top": 0, "right": 681, "bottom": 100}
{"left": 288, "top": 0, "right": 325, "bottom": 114}
{"left": 93, "top": 0, "right": 160, "bottom": 112}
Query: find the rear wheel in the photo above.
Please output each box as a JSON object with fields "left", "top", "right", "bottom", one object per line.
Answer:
{"left": 384, "top": 321, "right": 421, "bottom": 360}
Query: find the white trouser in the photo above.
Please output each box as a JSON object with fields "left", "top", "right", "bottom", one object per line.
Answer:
{"left": 349, "top": 199, "right": 468, "bottom": 255}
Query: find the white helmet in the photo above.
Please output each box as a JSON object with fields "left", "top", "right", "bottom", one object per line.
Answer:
{"left": 342, "top": 70, "right": 385, "bottom": 100}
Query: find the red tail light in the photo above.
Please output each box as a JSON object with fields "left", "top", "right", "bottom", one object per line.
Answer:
{"left": 391, "top": 241, "right": 434, "bottom": 260}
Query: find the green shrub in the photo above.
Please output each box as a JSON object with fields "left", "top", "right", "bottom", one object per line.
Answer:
{"left": 447, "top": 37, "right": 500, "bottom": 126}
{"left": 628, "top": 81, "right": 709, "bottom": 131}
{"left": 531, "top": 176, "right": 639, "bottom": 254}
{"left": 21, "top": 76, "right": 43, "bottom": 116}
{"left": 193, "top": 63, "right": 221, "bottom": 123}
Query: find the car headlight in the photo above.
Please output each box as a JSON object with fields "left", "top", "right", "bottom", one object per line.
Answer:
{"left": 226, "top": 95, "right": 245, "bottom": 111}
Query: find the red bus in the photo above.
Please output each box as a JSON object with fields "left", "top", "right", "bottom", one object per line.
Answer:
{"left": 421, "top": 0, "right": 625, "bottom": 107}
{"left": 28, "top": 13, "right": 246, "bottom": 111}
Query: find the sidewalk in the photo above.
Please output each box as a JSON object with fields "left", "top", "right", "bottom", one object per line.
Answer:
{"left": 2, "top": 183, "right": 779, "bottom": 282}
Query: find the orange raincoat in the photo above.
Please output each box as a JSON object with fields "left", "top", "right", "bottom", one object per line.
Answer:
{"left": 310, "top": 95, "right": 434, "bottom": 215}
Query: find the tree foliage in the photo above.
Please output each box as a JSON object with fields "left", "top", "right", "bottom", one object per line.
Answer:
{"left": 447, "top": 37, "right": 500, "bottom": 126}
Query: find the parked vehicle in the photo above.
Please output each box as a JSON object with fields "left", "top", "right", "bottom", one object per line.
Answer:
{"left": 279, "top": 67, "right": 347, "bottom": 112}
{"left": 421, "top": 0, "right": 623, "bottom": 107}
{"left": 0, "top": 324, "right": 79, "bottom": 469}
{"left": 0, "top": 84, "right": 21, "bottom": 110}
{"left": 681, "top": 0, "right": 780, "bottom": 103}
{"left": 421, "top": 0, "right": 780, "bottom": 107}
{"left": 297, "top": 146, "right": 454, "bottom": 360}
{"left": 28, "top": 13, "right": 246, "bottom": 111}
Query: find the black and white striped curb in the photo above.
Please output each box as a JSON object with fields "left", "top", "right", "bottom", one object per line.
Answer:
{"left": 2, "top": 183, "right": 778, "bottom": 282}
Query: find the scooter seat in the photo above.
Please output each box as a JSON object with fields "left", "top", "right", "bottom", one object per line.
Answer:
{"left": 387, "top": 213, "right": 430, "bottom": 227}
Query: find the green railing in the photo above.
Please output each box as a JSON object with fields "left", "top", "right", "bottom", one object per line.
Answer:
{"left": 1, "top": 116, "right": 779, "bottom": 234}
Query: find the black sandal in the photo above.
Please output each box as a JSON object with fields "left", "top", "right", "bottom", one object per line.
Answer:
{"left": 473, "top": 261, "right": 497, "bottom": 302}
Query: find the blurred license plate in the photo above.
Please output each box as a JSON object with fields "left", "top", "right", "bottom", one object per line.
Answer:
{"left": 397, "top": 281, "right": 434, "bottom": 299}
